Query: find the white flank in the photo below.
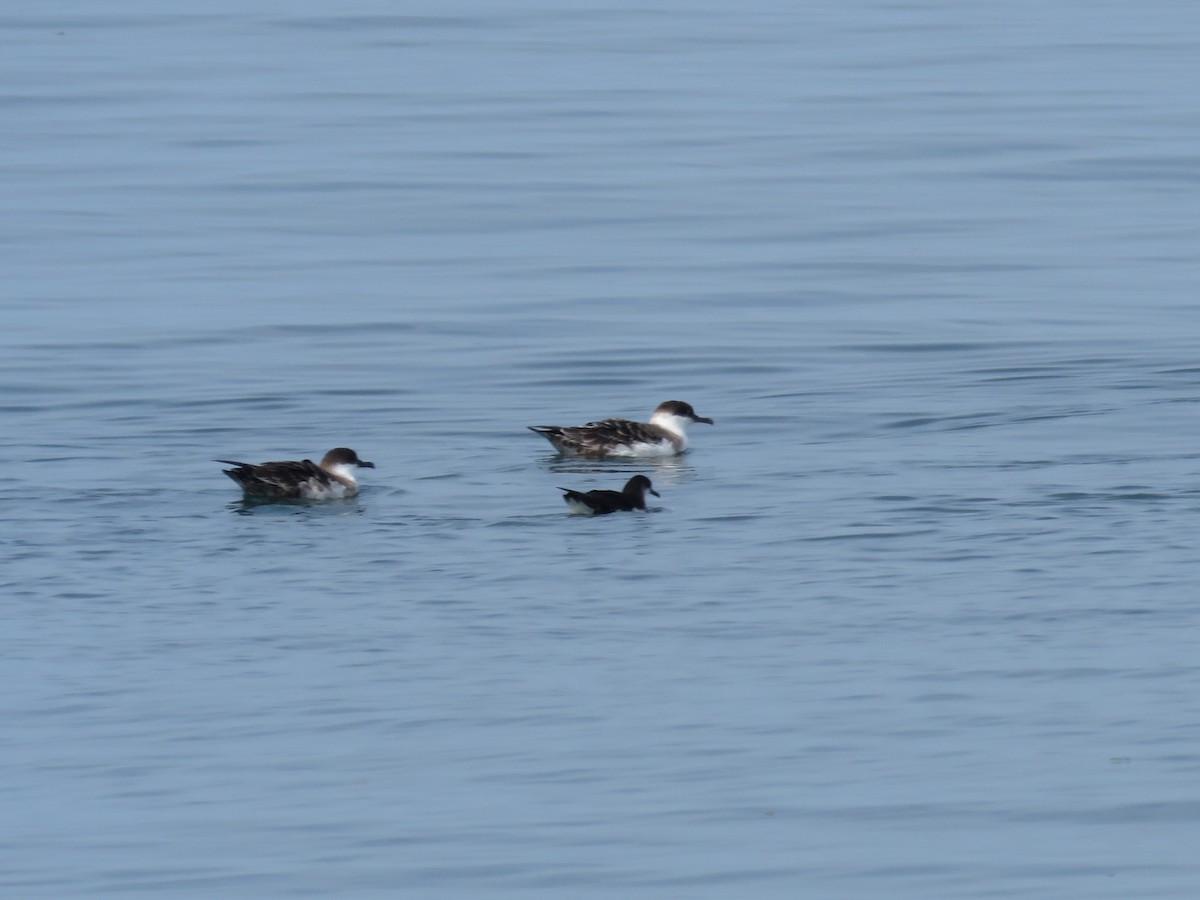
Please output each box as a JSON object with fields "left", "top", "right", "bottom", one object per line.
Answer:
{"left": 564, "top": 497, "right": 596, "bottom": 516}
{"left": 300, "top": 480, "right": 353, "bottom": 500}
{"left": 605, "top": 438, "right": 680, "bottom": 457}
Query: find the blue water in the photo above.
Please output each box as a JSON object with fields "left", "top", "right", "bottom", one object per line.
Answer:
{"left": 4, "top": 2, "right": 1200, "bottom": 896}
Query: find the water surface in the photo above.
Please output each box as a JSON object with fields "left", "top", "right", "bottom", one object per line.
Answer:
{"left": 4, "top": 1, "right": 1200, "bottom": 896}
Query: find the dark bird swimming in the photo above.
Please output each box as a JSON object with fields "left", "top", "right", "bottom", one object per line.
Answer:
{"left": 558, "top": 474, "right": 660, "bottom": 516}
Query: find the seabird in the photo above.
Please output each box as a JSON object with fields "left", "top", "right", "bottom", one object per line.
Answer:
{"left": 559, "top": 474, "right": 660, "bottom": 515}
{"left": 216, "top": 447, "right": 375, "bottom": 500}
{"left": 529, "top": 400, "right": 714, "bottom": 458}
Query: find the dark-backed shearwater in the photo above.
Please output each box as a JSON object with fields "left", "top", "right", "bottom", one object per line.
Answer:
{"left": 528, "top": 400, "right": 714, "bottom": 458}
{"left": 216, "top": 447, "right": 375, "bottom": 500}
{"left": 559, "top": 474, "right": 660, "bottom": 515}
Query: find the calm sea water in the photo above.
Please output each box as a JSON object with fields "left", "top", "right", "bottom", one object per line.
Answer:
{"left": 4, "top": 1, "right": 1200, "bottom": 896}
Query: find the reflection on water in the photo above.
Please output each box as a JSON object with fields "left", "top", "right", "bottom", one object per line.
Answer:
{"left": 539, "top": 452, "right": 699, "bottom": 485}
{"left": 227, "top": 495, "right": 368, "bottom": 516}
